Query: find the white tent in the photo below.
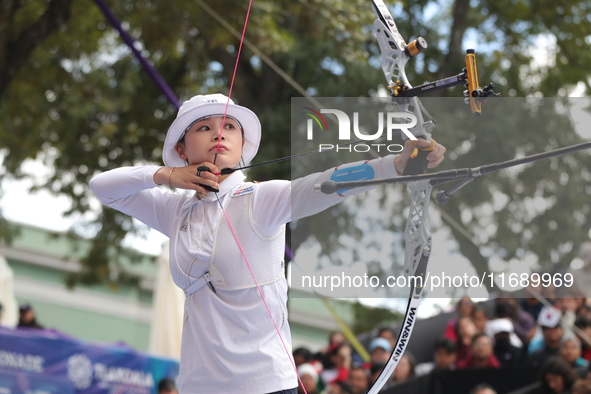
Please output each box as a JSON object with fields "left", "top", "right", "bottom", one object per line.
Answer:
{"left": 149, "top": 242, "right": 184, "bottom": 359}
{"left": 0, "top": 251, "right": 19, "bottom": 327}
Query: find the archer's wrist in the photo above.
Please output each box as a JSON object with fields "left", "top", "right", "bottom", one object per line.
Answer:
{"left": 153, "top": 166, "right": 171, "bottom": 186}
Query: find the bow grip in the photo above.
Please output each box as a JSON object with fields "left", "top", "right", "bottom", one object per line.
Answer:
{"left": 402, "top": 140, "right": 435, "bottom": 176}
{"left": 403, "top": 149, "right": 429, "bottom": 175}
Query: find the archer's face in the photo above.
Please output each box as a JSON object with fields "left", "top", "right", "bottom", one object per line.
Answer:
{"left": 175, "top": 116, "right": 244, "bottom": 169}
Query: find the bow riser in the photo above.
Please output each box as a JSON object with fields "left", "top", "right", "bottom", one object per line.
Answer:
{"left": 365, "top": 3, "right": 434, "bottom": 394}
{"left": 374, "top": 18, "right": 431, "bottom": 142}
{"left": 404, "top": 181, "right": 433, "bottom": 279}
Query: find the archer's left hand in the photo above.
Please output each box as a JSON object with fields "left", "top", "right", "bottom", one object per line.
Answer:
{"left": 394, "top": 138, "right": 446, "bottom": 175}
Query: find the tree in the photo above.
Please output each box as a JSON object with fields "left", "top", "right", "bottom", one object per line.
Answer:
{"left": 1, "top": 0, "right": 590, "bottom": 288}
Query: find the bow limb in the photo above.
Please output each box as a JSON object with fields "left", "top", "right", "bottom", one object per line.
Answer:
{"left": 367, "top": 182, "right": 432, "bottom": 394}
{"left": 364, "top": 2, "right": 433, "bottom": 393}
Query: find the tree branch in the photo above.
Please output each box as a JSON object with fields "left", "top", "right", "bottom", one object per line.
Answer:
{"left": 0, "top": 0, "right": 75, "bottom": 96}
{"left": 439, "top": 0, "right": 470, "bottom": 80}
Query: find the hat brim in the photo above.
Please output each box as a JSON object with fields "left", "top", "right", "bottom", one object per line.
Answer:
{"left": 163, "top": 102, "right": 261, "bottom": 168}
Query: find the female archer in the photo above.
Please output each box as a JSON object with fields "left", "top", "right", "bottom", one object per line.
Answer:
{"left": 89, "top": 93, "right": 446, "bottom": 394}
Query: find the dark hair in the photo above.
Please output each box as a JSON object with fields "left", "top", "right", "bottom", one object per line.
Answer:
{"left": 457, "top": 297, "right": 474, "bottom": 310}
{"left": 377, "top": 327, "right": 396, "bottom": 337}
{"left": 401, "top": 353, "right": 417, "bottom": 378}
{"left": 577, "top": 305, "right": 591, "bottom": 318}
{"left": 434, "top": 338, "right": 457, "bottom": 353}
{"left": 157, "top": 378, "right": 177, "bottom": 391}
{"left": 370, "top": 362, "right": 386, "bottom": 375}
{"left": 539, "top": 357, "right": 578, "bottom": 394}
{"left": 349, "top": 365, "right": 368, "bottom": 376}
{"left": 572, "top": 379, "right": 591, "bottom": 394}
{"left": 329, "top": 331, "right": 344, "bottom": 344}
{"left": 293, "top": 347, "right": 313, "bottom": 363}
{"left": 471, "top": 333, "right": 491, "bottom": 346}
{"left": 469, "top": 383, "right": 497, "bottom": 394}
{"left": 472, "top": 306, "right": 489, "bottom": 319}
{"left": 575, "top": 316, "right": 591, "bottom": 329}
{"left": 335, "top": 381, "right": 354, "bottom": 394}
{"left": 495, "top": 301, "right": 516, "bottom": 319}
{"left": 323, "top": 343, "right": 349, "bottom": 370}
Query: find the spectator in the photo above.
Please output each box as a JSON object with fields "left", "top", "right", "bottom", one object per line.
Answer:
{"left": 415, "top": 338, "right": 457, "bottom": 376}
{"left": 444, "top": 297, "right": 474, "bottom": 341}
{"left": 319, "top": 332, "right": 346, "bottom": 362}
{"left": 470, "top": 383, "right": 498, "bottom": 394}
{"left": 472, "top": 307, "right": 489, "bottom": 334}
{"left": 522, "top": 291, "right": 545, "bottom": 322}
{"left": 575, "top": 316, "right": 591, "bottom": 361}
{"left": 456, "top": 333, "right": 500, "bottom": 369}
{"left": 377, "top": 327, "right": 397, "bottom": 349}
{"left": 392, "top": 354, "right": 415, "bottom": 385}
{"left": 455, "top": 316, "right": 478, "bottom": 365}
{"left": 559, "top": 336, "right": 589, "bottom": 377}
{"left": 555, "top": 293, "right": 583, "bottom": 329}
{"left": 487, "top": 319, "right": 523, "bottom": 367}
{"left": 326, "top": 381, "right": 354, "bottom": 394}
{"left": 157, "top": 378, "right": 178, "bottom": 394}
{"left": 320, "top": 343, "right": 351, "bottom": 386}
{"left": 347, "top": 366, "right": 368, "bottom": 394}
{"left": 328, "top": 332, "right": 346, "bottom": 348}
{"left": 577, "top": 305, "right": 591, "bottom": 321}
{"left": 369, "top": 337, "right": 391, "bottom": 364}
{"left": 539, "top": 357, "right": 578, "bottom": 394}
{"left": 433, "top": 338, "right": 457, "bottom": 371}
{"left": 293, "top": 347, "right": 313, "bottom": 367}
{"left": 368, "top": 362, "right": 386, "bottom": 389}
{"left": 495, "top": 296, "right": 535, "bottom": 345}
{"left": 17, "top": 304, "right": 43, "bottom": 329}
{"left": 529, "top": 307, "right": 566, "bottom": 368}
{"left": 297, "top": 363, "right": 320, "bottom": 394}
{"left": 573, "top": 379, "right": 591, "bottom": 394}
{"left": 486, "top": 316, "right": 523, "bottom": 349}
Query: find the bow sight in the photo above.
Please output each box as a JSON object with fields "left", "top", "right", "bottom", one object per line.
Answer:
{"left": 373, "top": 8, "right": 500, "bottom": 115}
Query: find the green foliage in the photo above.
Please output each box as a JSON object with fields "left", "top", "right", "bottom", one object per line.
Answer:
{"left": 350, "top": 300, "right": 403, "bottom": 334}
{"left": 0, "top": 0, "right": 590, "bottom": 292}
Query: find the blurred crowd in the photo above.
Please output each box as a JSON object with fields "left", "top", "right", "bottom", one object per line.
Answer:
{"left": 292, "top": 243, "right": 591, "bottom": 394}
{"left": 5, "top": 242, "right": 591, "bottom": 394}
{"left": 294, "top": 294, "right": 591, "bottom": 394}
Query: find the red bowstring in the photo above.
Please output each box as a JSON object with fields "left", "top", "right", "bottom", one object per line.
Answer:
{"left": 213, "top": 0, "right": 252, "bottom": 164}
{"left": 213, "top": 1, "right": 308, "bottom": 392}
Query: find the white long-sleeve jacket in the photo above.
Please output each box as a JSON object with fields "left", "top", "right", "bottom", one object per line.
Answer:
{"left": 89, "top": 156, "right": 397, "bottom": 394}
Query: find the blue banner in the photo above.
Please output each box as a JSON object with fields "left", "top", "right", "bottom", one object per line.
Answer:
{"left": 0, "top": 327, "right": 179, "bottom": 394}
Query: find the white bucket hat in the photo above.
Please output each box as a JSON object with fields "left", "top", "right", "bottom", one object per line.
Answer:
{"left": 163, "top": 93, "right": 261, "bottom": 168}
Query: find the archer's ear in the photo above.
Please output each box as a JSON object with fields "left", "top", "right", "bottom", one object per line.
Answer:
{"left": 174, "top": 143, "right": 186, "bottom": 161}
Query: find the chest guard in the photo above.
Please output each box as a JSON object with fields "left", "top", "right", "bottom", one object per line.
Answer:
{"left": 207, "top": 183, "right": 286, "bottom": 290}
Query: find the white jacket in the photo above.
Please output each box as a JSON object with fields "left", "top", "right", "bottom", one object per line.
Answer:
{"left": 89, "top": 157, "right": 397, "bottom": 394}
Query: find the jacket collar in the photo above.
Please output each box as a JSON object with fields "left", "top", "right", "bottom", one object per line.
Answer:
{"left": 200, "top": 170, "right": 246, "bottom": 202}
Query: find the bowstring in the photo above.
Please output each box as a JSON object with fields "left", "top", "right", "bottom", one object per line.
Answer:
{"left": 212, "top": 1, "right": 308, "bottom": 391}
